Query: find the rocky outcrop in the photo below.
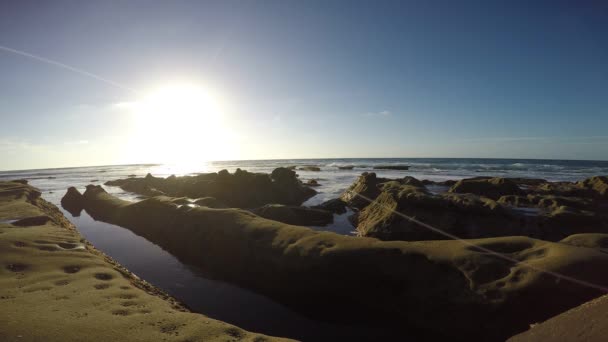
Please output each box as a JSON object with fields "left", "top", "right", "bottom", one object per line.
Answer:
{"left": 252, "top": 204, "right": 333, "bottom": 226}
{"left": 306, "top": 179, "right": 320, "bottom": 187}
{"left": 343, "top": 174, "right": 608, "bottom": 242}
{"left": 313, "top": 198, "right": 347, "bottom": 214}
{"left": 60, "top": 186, "right": 85, "bottom": 216}
{"left": 340, "top": 172, "right": 388, "bottom": 209}
{"left": 449, "top": 177, "right": 523, "bottom": 199}
{"left": 61, "top": 185, "right": 608, "bottom": 341}
{"left": 578, "top": 175, "right": 608, "bottom": 198}
{"left": 104, "top": 167, "right": 316, "bottom": 208}
{"left": 560, "top": 233, "right": 608, "bottom": 249}
{"left": 353, "top": 180, "right": 513, "bottom": 241}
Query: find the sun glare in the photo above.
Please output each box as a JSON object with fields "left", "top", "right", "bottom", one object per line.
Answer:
{"left": 124, "top": 83, "right": 233, "bottom": 165}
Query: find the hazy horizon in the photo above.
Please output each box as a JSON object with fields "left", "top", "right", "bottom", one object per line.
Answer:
{"left": 1, "top": 1, "right": 607, "bottom": 170}
{"left": 2, "top": 155, "right": 608, "bottom": 173}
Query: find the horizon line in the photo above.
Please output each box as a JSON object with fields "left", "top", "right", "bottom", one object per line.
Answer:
{"left": 2, "top": 156, "right": 608, "bottom": 173}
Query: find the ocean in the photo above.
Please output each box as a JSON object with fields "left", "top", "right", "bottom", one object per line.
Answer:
{"left": 2, "top": 157, "right": 607, "bottom": 341}
{"left": 3, "top": 158, "right": 608, "bottom": 208}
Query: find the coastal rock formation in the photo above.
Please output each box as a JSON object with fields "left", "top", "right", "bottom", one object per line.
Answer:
{"left": 104, "top": 167, "right": 316, "bottom": 208}
{"left": 0, "top": 181, "right": 287, "bottom": 342}
{"left": 313, "top": 198, "right": 348, "bottom": 214}
{"left": 60, "top": 186, "right": 84, "bottom": 216}
{"left": 560, "top": 233, "right": 608, "bottom": 249}
{"left": 449, "top": 177, "right": 524, "bottom": 200}
{"left": 342, "top": 174, "right": 608, "bottom": 241}
{"left": 306, "top": 179, "right": 320, "bottom": 187}
{"left": 62, "top": 185, "right": 608, "bottom": 341}
{"left": 340, "top": 172, "right": 387, "bottom": 209}
{"left": 579, "top": 175, "right": 608, "bottom": 198}
{"left": 252, "top": 204, "right": 333, "bottom": 226}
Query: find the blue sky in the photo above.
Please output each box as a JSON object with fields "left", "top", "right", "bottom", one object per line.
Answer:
{"left": 1, "top": 0, "right": 607, "bottom": 170}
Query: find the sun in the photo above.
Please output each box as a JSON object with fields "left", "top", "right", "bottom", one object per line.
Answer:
{"left": 124, "top": 83, "right": 233, "bottom": 165}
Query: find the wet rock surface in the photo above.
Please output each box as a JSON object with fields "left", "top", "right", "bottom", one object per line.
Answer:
{"left": 252, "top": 204, "right": 333, "bottom": 226}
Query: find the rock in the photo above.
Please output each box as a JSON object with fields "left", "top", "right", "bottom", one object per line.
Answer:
{"left": 449, "top": 177, "right": 523, "bottom": 200}
{"left": 340, "top": 172, "right": 388, "bottom": 209}
{"left": 298, "top": 166, "right": 321, "bottom": 172}
{"left": 507, "top": 178, "right": 548, "bottom": 186}
{"left": 71, "top": 186, "right": 608, "bottom": 341}
{"left": 270, "top": 167, "right": 296, "bottom": 183}
{"left": 306, "top": 179, "right": 320, "bottom": 187}
{"left": 252, "top": 204, "right": 333, "bottom": 226}
{"left": 536, "top": 195, "right": 592, "bottom": 210}
{"left": 507, "top": 294, "right": 608, "bottom": 342}
{"left": 497, "top": 194, "right": 593, "bottom": 211}
{"left": 498, "top": 195, "right": 535, "bottom": 207}
{"left": 402, "top": 176, "right": 425, "bottom": 187}
{"left": 354, "top": 183, "right": 512, "bottom": 241}
{"left": 560, "top": 233, "right": 608, "bottom": 249}
{"left": 534, "top": 181, "right": 594, "bottom": 198}
{"left": 313, "top": 198, "right": 347, "bottom": 214}
{"left": 373, "top": 165, "right": 409, "bottom": 170}
{"left": 540, "top": 206, "right": 605, "bottom": 238}
{"left": 60, "top": 186, "right": 84, "bottom": 216}
{"left": 344, "top": 175, "right": 608, "bottom": 242}
{"left": 11, "top": 179, "right": 28, "bottom": 184}
{"left": 193, "top": 197, "right": 227, "bottom": 208}
{"left": 338, "top": 165, "right": 354, "bottom": 170}
{"left": 579, "top": 176, "right": 608, "bottom": 198}
{"left": 104, "top": 168, "right": 316, "bottom": 208}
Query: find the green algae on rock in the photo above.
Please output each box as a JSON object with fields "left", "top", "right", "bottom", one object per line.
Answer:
{"left": 343, "top": 173, "right": 608, "bottom": 242}
{"left": 63, "top": 184, "right": 608, "bottom": 341}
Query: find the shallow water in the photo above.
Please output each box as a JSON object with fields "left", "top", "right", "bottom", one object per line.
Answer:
{"left": 62, "top": 208, "right": 399, "bottom": 341}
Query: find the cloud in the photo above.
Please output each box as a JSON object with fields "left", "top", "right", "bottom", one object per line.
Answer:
{"left": 363, "top": 110, "right": 392, "bottom": 117}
